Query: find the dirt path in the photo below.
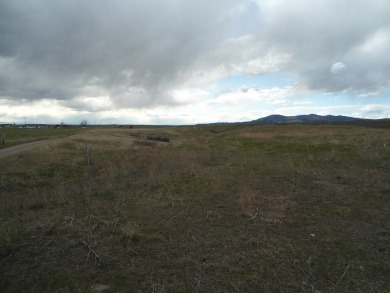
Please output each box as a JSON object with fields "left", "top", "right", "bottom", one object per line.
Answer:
{"left": 0, "top": 128, "right": 133, "bottom": 160}
{"left": 0, "top": 127, "right": 169, "bottom": 160}
{"left": 0, "top": 139, "right": 59, "bottom": 160}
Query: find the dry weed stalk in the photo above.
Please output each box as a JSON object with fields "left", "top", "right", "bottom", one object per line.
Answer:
{"left": 122, "top": 221, "right": 137, "bottom": 238}
{"left": 64, "top": 214, "right": 75, "bottom": 230}
{"left": 81, "top": 240, "right": 109, "bottom": 266}
{"left": 239, "top": 189, "right": 259, "bottom": 219}
{"left": 165, "top": 189, "right": 183, "bottom": 208}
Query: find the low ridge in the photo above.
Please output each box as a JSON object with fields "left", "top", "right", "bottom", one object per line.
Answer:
{"left": 248, "top": 114, "right": 361, "bottom": 124}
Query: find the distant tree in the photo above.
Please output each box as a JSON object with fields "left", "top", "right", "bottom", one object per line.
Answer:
{"left": 80, "top": 120, "right": 88, "bottom": 127}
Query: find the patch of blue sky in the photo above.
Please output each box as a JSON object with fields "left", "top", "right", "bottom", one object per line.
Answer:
{"left": 305, "top": 89, "right": 390, "bottom": 107}
{"left": 356, "top": 89, "right": 390, "bottom": 104}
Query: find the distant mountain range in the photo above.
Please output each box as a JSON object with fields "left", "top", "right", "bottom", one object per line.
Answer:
{"left": 247, "top": 114, "right": 362, "bottom": 124}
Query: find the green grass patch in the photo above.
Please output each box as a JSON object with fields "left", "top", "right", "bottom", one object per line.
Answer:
{"left": 0, "top": 127, "right": 83, "bottom": 149}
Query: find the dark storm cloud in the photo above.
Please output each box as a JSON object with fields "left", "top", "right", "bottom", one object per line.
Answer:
{"left": 0, "top": 0, "right": 389, "bottom": 110}
{"left": 0, "top": 0, "right": 239, "bottom": 106}
{"left": 257, "top": 0, "right": 390, "bottom": 93}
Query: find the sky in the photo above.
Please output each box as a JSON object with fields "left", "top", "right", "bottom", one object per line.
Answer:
{"left": 0, "top": 0, "right": 390, "bottom": 125}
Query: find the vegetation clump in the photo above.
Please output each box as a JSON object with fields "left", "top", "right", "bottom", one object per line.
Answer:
{"left": 146, "top": 135, "right": 170, "bottom": 142}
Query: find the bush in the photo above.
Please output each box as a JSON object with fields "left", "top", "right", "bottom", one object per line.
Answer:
{"left": 146, "top": 136, "right": 170, "bottom": 142}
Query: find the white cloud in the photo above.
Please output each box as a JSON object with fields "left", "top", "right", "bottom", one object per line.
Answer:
{"left": 331, "top": 62, "right": 346, "bottom": 74}
{"left": 354, "top": 104, "right": 390, "bottom": 118}
{"left": 65, "top": 96, "right": 114, "bottom": 112}
{"left": 169, "top": 88, "right": 211, "bottom": 104}
{"left": 205, "top": 86, "right": 295, "bottom": 107}
{"left": 0, "top": 99, "right": 81, "bottom": 124}
{"left": 355, "top": 27, "right": 390, "bottom": 55}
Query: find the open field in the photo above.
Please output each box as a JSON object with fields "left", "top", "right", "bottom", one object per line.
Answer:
{"left": 0, "top": 127, "right": 85, "bottom": 150}
{"left": 0, "top": 123, "right": 389, "bottom": 292}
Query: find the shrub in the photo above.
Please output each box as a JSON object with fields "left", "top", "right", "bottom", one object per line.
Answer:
{"left": 146, "top": 136, "right": 170, "bottom": 142}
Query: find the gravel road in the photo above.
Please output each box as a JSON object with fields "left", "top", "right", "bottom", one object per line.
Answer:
{"left": 0, "top": 139, "right": 54, "bottom": 160}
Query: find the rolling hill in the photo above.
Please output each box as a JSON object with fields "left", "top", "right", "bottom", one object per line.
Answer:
{"left": 248, "top": 114, "right": 361, "bottom": 124}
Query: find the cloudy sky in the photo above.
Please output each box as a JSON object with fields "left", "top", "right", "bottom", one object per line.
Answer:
{"left": 1, "top": 0, "right": 390, "bottom": 125}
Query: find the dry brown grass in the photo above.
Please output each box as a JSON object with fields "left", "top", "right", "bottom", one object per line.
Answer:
{"left": 0, "top": 123, "right": 389, "bottom": 292}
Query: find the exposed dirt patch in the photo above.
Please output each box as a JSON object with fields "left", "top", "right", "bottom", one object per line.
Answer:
{"left": 0, "top": 139, "right": 55, "bottom": 159}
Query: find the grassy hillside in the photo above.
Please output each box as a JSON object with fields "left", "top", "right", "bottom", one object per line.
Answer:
{"left": 0, "top": 124, "right": 389, "bottom": 292}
